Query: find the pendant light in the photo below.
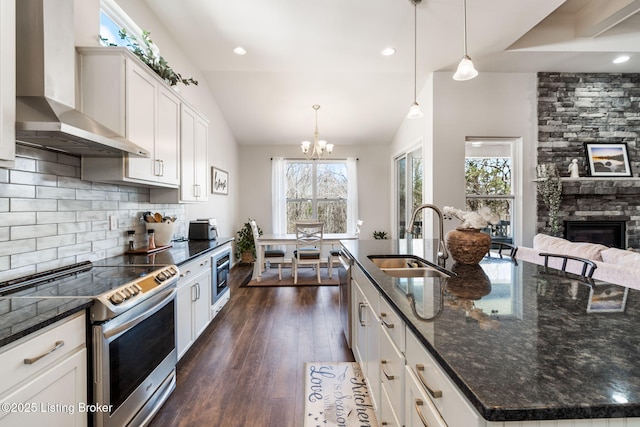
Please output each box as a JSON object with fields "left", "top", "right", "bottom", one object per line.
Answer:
{"left": 407, "top": 0, "right": 423, "bottom": 119}
{"left": 453, "top": 0, "right": 478, "bottom": 81}
{"left": 301, "top": 105, "right": 333, "bottom": 159}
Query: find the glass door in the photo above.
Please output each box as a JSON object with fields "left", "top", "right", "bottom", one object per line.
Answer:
{"left": 396, "top": 148, "right": 423, "bottom": 238}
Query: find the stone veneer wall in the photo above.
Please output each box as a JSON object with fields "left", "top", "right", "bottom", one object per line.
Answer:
{"left": 537, "top": 72, "right": 640, "bottom": 248}
{"left": 0, "top": 145, "right": 186, "bottom": 282}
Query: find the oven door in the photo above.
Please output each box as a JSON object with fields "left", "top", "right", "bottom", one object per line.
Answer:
{"left": 93, "top": 287, "right": 177, "bottom": 427}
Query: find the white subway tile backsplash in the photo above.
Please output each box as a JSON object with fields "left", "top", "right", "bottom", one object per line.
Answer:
{"left": 11, "top": 224, "right": 57, "bottom": 240}
{"left": 1, "top": 147, "right": 186, "bottom": 280}
{"left": 11, "top": 248, "right": 57, "bottom": 268}
{"left": 0, "top": 212, "right": 36, "bottom": 226}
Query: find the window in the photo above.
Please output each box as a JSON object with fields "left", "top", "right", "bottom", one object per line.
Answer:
{"left": 465, "top": 138, "right": 517, "bottom": 244}
{"left": 285, "top": 161, "right": 348, "bottom": 233}
{"left": 99, "top": 0, "right": 146, "bottom": 49}
{"left": 396, "top": 148, "right": 423, "bottom": 238}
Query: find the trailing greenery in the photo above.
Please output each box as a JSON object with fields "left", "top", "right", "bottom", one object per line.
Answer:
{"left": 236, "top": 219, "right": 260, "bottom": 260}
{"left": 536, "top": 164, "right": 563, "bottom": 235}
{"left": 100, "top": 29, "right": 198, "bottom": 87}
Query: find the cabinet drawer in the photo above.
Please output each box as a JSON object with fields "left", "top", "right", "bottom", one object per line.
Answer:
{"left": 0, "top": 313, "right": 86, "bottom": 393}
{"left": 379, "top": 296, "right": 405, "bottom": 351}
{"left": 380, "top": 383, "right": 402, "bottom": 427}
{"left": 406, "top": 329, "right": 481, "bottom": 427}
{"left": 380, "top": 327, "right": 404, "bottom": 423}
{"left": 353, "top": 266, "right": 379, "bottom": 313}
{"left": 178, "top": 255, "right": 211, "bottom": 286}
{"left": 405, "top": 365, "right": 447, "bottom": 427}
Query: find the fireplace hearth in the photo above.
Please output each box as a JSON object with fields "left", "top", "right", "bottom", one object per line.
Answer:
{"left": 564, "top": 221, "right": 626, "bottom": 249}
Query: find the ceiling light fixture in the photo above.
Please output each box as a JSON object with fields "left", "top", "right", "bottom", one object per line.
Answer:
{"left": 301, "top": 105, "right": 333, "bottom": 159}
{"left": 613, "top": 55, "right": 630, "bottom": 64}
{"left": 453, "top": 0, "right": 478, "bottom": 81}
{"left": 233, "top": 46, "right": 247, "bottom": 55}
{"left": 407, "top": 0, "right": 423, "bottom": 119}
{"left": 381, "top": 47, "right": 396, "bottom": 56}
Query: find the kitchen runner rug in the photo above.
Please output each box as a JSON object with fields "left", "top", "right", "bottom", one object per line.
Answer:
{"left": 241, "top": 267, "right": 338, "bottom": 287}
{"left": 303, "top": 362, "right": 378, "bottom": 427}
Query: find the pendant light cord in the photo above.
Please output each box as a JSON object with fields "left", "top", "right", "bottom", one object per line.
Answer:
{"left": 462, "top": 0, "right": 468, "bottom": 56}
{"left": 413, "top": 0, "right": 418, "bottom": 101}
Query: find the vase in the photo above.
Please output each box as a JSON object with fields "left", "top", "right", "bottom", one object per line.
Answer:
{"left": 445, "top": 227, "right": 491, "bottom": 265}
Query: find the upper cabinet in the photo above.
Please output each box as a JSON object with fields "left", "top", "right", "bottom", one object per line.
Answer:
{"left": 0, "top": 0, "right": 15, "bottom": 169}
{"left": 151, "top": 103, "right": 209, "bottom": 203}
{"left": 78, "top": 47, "right": 180, "bottom": 188}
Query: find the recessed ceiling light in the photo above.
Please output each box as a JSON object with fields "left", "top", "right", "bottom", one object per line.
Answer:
{"left": 613, "top": 55, "right": 630, "bottom": 64}
{"left": 381, "top": 47, "right": 396, "bottom": 56}
{"left": 233, "top": 47, "right": 247, "bottom": 55}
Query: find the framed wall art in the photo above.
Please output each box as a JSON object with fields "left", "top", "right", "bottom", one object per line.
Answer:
{"left": 212, "top": 166, "right": 229, "bottom": 195}
{"left": 584, "top": 142, "right": 632, "bottom": 177}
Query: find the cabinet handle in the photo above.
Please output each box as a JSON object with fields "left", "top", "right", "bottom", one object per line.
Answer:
{"left": 358, "top": 302, "right": 367, "bottom": 326}
{"left": 159, "top": 159, "right": 165, "bottom": 176}
{"left": 200, "top": 260, "right": 209, "bottom": 267}
{"left": 192, "top": 283, "right": 201, "bottom": 301}
{"left": 24, "top": 340, "right": 65, "bottom": 365}
{"left": 414, "top": 399, "right": 432, "bottom": 427}
{"left": 194, "top": 184, "right": 201, "bottom": 197}
{"left": 416, "top": 364, "right": 443, "bottom": 398}
{"left": 180, "top": 270, "right": 192, "bottom": 278}
{"left": 196, "top": 283, "right": 201, "bottom": 300}
{"left": 381, "top": 360, "right": 395, "bottom": 380}
{"left": 154, "top": 159, "right": 161, "bottom": 176}
{"left": 380, "top": 312, "right": 394, "bottom": 329}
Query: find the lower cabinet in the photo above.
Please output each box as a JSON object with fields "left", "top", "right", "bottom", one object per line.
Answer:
{"left": 176, "top": 255, "right": 212, "bottom": 360}
{"left": 0, "top": 313, "right": 87, "bottom": 427}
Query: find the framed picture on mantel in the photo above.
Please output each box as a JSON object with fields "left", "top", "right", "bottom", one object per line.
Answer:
{"left": 584, "top": 142, "right": 633, "bottom": 177}
{"left": 212, "top": 166, "right": 229, "bottom": 195}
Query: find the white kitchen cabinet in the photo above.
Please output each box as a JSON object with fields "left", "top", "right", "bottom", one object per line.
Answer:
{"left": 151, "top": 102, "right": 209, "bottom": 203}
{"left": 176, "top": 255, "right": 212, "bottom": 360}
{"left": 78, "top": 47, "right": 180, "bottom": 188}
{"left": 0, "top": 313, "right": 87, "bottom": 427}
{"left": 351, "top": 267, "right": 380, "bottom": 415}
{"left": 0, "top": 0, "right": 15, "bottom": 168}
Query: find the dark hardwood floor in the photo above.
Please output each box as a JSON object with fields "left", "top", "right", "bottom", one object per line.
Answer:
{"left": 148, "top": 264, "right": 354, "bottom": 427}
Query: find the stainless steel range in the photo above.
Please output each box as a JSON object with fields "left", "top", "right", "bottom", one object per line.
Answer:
{"left": 0, "top": 261, "right": 180, "bottom": 427}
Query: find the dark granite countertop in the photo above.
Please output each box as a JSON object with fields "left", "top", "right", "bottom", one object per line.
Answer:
{"left": 341, "top": 238, "right": 640, "bottom": 422}
{"left": 0, "top": 238, "right": 234, "bottom": 348}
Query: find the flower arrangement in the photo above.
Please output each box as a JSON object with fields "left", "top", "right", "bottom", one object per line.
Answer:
{"left": 443, "top": 206, "right": 499, "bottom": 230}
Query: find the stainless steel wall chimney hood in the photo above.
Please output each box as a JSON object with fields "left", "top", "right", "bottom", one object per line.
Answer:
{"left": 15, "top": 0, "right": 149, "bottom": 158}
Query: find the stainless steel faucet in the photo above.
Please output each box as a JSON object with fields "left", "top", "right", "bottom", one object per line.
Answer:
{"left": 407, "top": 204, "right": 449, "bottom": 265}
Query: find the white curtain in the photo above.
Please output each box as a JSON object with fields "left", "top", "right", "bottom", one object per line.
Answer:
{"left": 271, "top": 157, "right": 287, "bottom": 234}
{"left": 346, "top": 157, "right": 359, "bottom": 235}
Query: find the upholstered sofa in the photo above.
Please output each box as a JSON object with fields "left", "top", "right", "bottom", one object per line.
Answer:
{"left": 516, "top": 234, "right": 640, "bottom": 290}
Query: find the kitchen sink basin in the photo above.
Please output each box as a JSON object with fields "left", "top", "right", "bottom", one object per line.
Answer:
{"left": 367, "top": 255, "right": 453, "bottom": 279}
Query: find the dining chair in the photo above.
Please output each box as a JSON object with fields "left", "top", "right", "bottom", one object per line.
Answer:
{"left": 539, "top": 252, "right": 598, "bottom": 278}
{"left": 250, "top": 220, "right": 285, "bottom": 280}
{"left": 489, "top": 241, "right": 518, "bottom": 260}
{"left": 293, "top": 221, "right": 324, "bottom": 284}
{"left": 328, "top": 220, "right": 362, "bottom": 278}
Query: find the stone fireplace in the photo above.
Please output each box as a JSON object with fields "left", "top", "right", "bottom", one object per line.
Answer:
{"left": 564, "top": 220, "right": 626, "bottom": 249}
{"left": 537, "top": 72, "right": 640, "bottom": 249}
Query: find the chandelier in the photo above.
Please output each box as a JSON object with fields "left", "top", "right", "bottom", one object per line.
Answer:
{"left": 301, "top": 105, "right": 333, "bottom": 159}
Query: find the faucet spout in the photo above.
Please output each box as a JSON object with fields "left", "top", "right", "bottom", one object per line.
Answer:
{"left": 407, "top": 204, "right": 449, "bottom": 265}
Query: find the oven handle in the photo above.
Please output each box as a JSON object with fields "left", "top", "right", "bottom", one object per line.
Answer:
{"left": 216, "top": 259, "right": 230, "bottom": 271}
{"left": 103, "top": 288, "right": 176, "bottom": 340}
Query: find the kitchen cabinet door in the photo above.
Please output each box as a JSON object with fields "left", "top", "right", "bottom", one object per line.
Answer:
{"left": 0, "top": 0, "right": 15, "bottom": 168}
{"left": 155, "top": 87, "right": 180, "bottom": 186}
{"left": 192, "top": 268, "right": 212, "bottom": 338}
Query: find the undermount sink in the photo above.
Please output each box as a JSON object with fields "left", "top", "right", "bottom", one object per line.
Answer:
{"left": 368, "top": 255, "right": 453, "bottom": 279}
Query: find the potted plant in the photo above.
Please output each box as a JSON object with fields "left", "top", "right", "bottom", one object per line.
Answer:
{"left": 373, "top": 231, "right": 388, "bottom": 240}
{"left": 236, "top": 219, "right": 260, "bottom": 263}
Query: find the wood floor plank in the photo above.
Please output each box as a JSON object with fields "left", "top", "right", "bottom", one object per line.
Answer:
{"left": 148, "top": 264, "right": 354, "bottom": 426}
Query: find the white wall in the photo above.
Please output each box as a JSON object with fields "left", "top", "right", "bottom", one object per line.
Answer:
{"left": 74, "top": 0, "right": 240, "bottom": 238}
{"left": 391, "top": 72, "right": 538, "bottom": 246}
{"left": 237, "top": 144, "right": 390, "bottom": 240}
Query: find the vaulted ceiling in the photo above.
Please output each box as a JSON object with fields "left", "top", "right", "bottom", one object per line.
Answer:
{"left": 143, "top": 0, "right": 640, "bottom": 146}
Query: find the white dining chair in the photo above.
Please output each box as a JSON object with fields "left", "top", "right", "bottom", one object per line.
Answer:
{"left": 250, "top": 220, "right": 285, "bottom": 280}
{"left": 293, "top": 221, "right": 324, "bottom": 284}
{"left": 328, "top": 219, "right": 362, "bottom": 278}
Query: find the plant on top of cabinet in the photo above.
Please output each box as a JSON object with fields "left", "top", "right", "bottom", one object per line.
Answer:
{"left": 100, "top": 29, "right": 198, "bottom": 87}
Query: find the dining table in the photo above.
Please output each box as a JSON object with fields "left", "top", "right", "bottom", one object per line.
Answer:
{"left": 253, "top": 233, "right": 359, "bottom": 281}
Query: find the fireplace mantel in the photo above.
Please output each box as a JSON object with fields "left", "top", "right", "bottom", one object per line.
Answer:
{"left": 560, "top": 178, "right": 640, "bottom": 195}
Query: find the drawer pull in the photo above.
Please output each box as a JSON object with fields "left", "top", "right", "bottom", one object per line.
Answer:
{"left": 416, "top": 364, "right": 443, "bottom": 398}
{"left": 358, "top": 302, "right": 367, "bottom": 326}
{"left": 414, "top": 398, "right": 432, "bottom": 427}
{"left": 381, "top": 360, "right": 395, "bottom": 380}
{"left": 380, "top": 312, "right": 394, "bottom": 329}
{"left": 24, "top": 340, "right": 65, "bottom": 365}
{"left": 180, "top": 270, "right": 192, "bottom": 278}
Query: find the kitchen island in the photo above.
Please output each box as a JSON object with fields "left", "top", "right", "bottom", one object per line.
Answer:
{"left": 342, "top": 238, "right": 640, "bottom": 425}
